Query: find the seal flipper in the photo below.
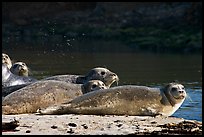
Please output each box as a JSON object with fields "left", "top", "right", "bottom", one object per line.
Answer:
{"left": 37, "top": 104, "right": 71, "bottom": 115}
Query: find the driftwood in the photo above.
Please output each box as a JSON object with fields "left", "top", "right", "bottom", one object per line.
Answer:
{"left": 2, "top": 119, "right": 20, "bottom": 131}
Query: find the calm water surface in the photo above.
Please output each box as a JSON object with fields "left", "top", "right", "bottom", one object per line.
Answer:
{"left": 5, "top": 50, "right": 202, "bottom": 122}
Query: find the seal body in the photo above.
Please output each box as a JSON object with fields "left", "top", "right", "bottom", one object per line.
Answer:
{"left": 10, "top": 62, "right": 29, "bottom": 76}
{"left": 2, "top": 64, "right": 37, "bottom": 87}
{"left": 2, "top": 53, "right": 12, "bottom": 69}
{"left": 38, "top": 83, "right": 186, "bottom": 116}
{"left": 2, "top": 84, "right": 30, "bottom": 98}
{"left": 43, "top": 67, "right": 119, "bottom": 88}
{"left": 2, "top": 80, "right": 107, "bottom": 114}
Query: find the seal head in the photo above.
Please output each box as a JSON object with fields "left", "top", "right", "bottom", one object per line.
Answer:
{"left": 160, "top": 82, "right": 186, "bottom": 116}
{"left": 10, "top": 62, "right": 29, "bottom": 76}
{"left": 77, "top": 67, "right": 119, "bottom": 88}
{"left": 81, "top": 80, "right": 108, "bottom": 94}
{"left": 2, "top": 53, "right": 12, "bottom": 69}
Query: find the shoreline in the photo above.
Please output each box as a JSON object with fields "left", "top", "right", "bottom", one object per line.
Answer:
{"left": 2, "top": 114, "right": 202, "bottom": 135}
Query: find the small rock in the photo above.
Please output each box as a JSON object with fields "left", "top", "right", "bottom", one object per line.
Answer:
{"left": 151, "top": 121, "right": 157, "bottom": 124}
{"left": 81, "top": 124, "right": 88, "bottom": 129}
{"left": 114, "top": 120, "right": 122, "bottom": 123}
{"left": 116, "top": 123, "right": 123, "bottom": 128}
{"left": 51, "top": 125, "right": 58, "bottom": 129}
{"left": 68, "top": 123, "right": 77, "bottom": 127}
{"left": 67, "top": 128, "right": 74, "bottom": 134}
{"left": 25, "top": 130, "right": 31, "bottom": 133}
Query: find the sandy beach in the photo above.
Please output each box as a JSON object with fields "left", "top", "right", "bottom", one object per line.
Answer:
{"left": 2, "top": 114, "right": 202, "bottom": 135}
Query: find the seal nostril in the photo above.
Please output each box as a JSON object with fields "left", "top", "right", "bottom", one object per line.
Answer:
{"left": 179, "top": 90, "right": 183, "bottom": 93}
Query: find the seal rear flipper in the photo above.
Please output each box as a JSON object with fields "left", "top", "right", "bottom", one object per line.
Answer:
{"left": 36, "top": 104, "right": 71, "bottom": 115}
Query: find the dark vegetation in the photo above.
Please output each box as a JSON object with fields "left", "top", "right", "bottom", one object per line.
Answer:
{"left": 2, "top": 2, "right": 202, "bottom": 53}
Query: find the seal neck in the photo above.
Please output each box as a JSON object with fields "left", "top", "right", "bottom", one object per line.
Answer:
{"left": 76, "top": 76, "right": 86, "bottom": 84}
{"left": 162, "top": 88, "right": 177, "bottom": 107}
{"left": 81, "top": 84, "right": 86, "bottom": 94}
{"left": 2, "top": 64, "right": 12, "bottom": 82}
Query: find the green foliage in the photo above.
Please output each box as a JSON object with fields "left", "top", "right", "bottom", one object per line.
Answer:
{"left": 2, "top": 22, "right": 202, "bottom": 53}
{"left": 116, "top": 25, "right": 202, "bottom": 53}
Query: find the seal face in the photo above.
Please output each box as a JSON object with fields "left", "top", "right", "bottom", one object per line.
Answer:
{"left": 44, "top": 67, "right": 119, "bottom": 88}
{"left": 37, "top": 83, "right": 186, "bottom": 116}
{"left": 2, "top": 80, "right": 107, "bottom": 114}
{"left": 2, "top": 63, "right": 37, "bottom": 87}
{"left": 161, "top": 83, "right": 186, "bottom": 116}
{"left": 2, "top": 53, "right": 12, "bottom": 69}
{"left": 10, "top": 62, "right": 29, "bottom": 76}
{"left": 82, "top": 80, "right": 108, "bottom": 94}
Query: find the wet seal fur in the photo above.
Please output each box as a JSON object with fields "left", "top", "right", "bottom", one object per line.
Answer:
{"left": 2, "top": 80, "right": 107, "bottom": 114}
{"left": 37, "top": 82, "right": 186, "bottom": 116}
{"left": 2, "top": 53, "right": 12, "bottom": 69}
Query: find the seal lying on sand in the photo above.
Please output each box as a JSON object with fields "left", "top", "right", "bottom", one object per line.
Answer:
{"left": 2, "top": 80, "right": 108, "bottom": 114}
{"left": 37, "top": 82, "right": 186, "bottom": 116}
{"left": 43, "top": 67, "right": 119, "bottom": 88}
{"left": 2, "top": 53, "right": 12, "bottom": 69}
{"left": 2, "top": 63, "right": 37, "bottom": 87}
{"left": 10, "top": 62, "right": 29, "bottom": 76}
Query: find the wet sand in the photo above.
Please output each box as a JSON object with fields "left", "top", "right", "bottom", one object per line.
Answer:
{"left": 2, "top": 114, "right": 202, "bottom": 135}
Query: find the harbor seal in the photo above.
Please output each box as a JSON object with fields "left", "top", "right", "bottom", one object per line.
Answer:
{"left": 2, "top": 80, "right": 108, "bottom": 114}
{"left": 2, "top": 53, "right": 12, "bottom": 69}
{"left": 37, "top": 82, "right": 186, "bottom": 116}
{"left": 43, "top": 67, "right": 119, "bottom": 88}
{"left": 2, "top": 63, "right": 37, "bottom": 87}
{"left": 10, "top": 62, "right": 29, "bottom": 76}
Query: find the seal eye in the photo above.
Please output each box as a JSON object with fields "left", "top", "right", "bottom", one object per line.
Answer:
{"left": 101, "top": 71, "right": 105, "bottom": 75}
{"left": 92, "top": 84, "right": 97, "bottom": 88}
{"left": 171, "top": 87, "right": 177, "bottom": 92}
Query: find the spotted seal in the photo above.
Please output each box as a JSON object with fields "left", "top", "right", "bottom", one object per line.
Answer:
{"left": 2, "top": 63, "right": 37, "bottom": 87}
{"left": 2, "top": 80, "right": 108, "bottom": 114}
{"left": 2, "top": 53, "right": 12, "bottom": 69}
{"left": 37, "top": 82, "right": 186, "bottom": 116}
{"left": 10, "top": 62, "right": 29, "bottom": 76}
{"left": 43, "top": 67, "right": 119, "bottom": 88}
